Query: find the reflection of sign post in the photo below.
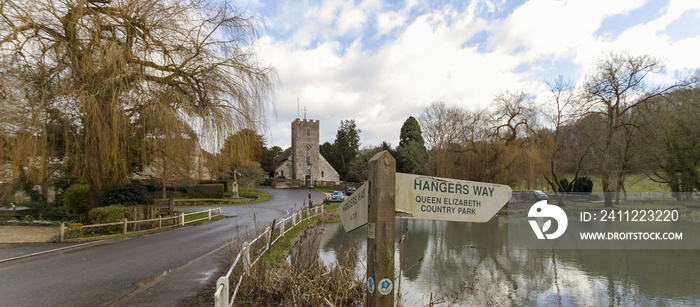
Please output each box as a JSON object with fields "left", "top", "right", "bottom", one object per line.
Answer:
{"left": 338, "top": 182, "right": 368, "bottom": 232}
{"left": 395, "top": 173, "right": 512, "bottom": 223}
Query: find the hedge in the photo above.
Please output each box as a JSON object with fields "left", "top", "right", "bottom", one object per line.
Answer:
{"left": 63, "top": 184, "right": 91, "bottom": 216}
{"left": 89, "top": 205, "right": 128, "bottom": 224}
{"left": 185, "top": 184, "right": 225, "bottom": 198}
{"left": 198, "top": 180, "right": 229, "bottom": 193}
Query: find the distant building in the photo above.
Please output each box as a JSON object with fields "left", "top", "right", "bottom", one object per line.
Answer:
{"left": 131, "top": 137, "right": 214, "bottom": 183}
{"left": 274, "top": 118, "right": 339, "bottom": 187}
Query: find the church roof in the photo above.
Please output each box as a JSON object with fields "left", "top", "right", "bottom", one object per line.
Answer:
{"left": 273, "top": 147, "right": 292, "bottom": 168}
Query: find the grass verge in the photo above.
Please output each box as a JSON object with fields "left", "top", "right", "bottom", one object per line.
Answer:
{"left": 263, "top": 215, "right": 318, "bottom": 267}
{"left": 263, "top": 203, "right": 338, "bottom": 266}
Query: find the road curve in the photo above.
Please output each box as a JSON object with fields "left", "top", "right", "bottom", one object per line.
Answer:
{"left": 0, "top": 188, "right": 327, "bottom": 307}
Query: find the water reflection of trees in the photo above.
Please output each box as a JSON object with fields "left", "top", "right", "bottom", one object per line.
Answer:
{"left": 320, "top": 218, "right": 700, "bottom": 306}
{"left": 401, "top": 218, "right": 519, "bottom": 305}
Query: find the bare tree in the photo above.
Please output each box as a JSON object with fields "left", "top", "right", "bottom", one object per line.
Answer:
{"left": 420, "top": 99, "right": 525, "bottom": 185}
{"left": 492, "top": 90, "right": 537, "bottom": 146}
{"left": 419, "top": 102, "right": 492, "bottom": 180}
{"left": 540, "top": 76, "right": 595, "bottom": 203}
{"left": 581, "top": 52, "right": 680, "bottom": 207}
{"left": 0, "top": 0, "right": 277, "bottom": 207}
{"left": 490, "top": 90, "right": 543, "bottom": 187}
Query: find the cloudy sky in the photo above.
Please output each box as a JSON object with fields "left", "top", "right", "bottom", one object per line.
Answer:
{"left": 236, "top": 0, "right": 700, "bottom": 149}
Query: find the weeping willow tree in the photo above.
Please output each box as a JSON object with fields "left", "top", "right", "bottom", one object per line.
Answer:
{"left": 137, "top": 95, "right": 201, "bottom": 199}
{"left": 219, "top": 128, "right": 264, "bottom": 180}
{"left": 0, "top": 0, "right": 276, "bottom": 207}
{"left": 0, "top": 60, "right": 76, "bottom": 206}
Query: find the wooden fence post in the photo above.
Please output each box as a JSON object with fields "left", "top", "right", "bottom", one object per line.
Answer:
{"left": 159, "top": 215, "right": 162, "bottom": 229}
{"left": 123, "top": 218, "right": 128, "bottom": 234}
{"left": 242, "top": 242, "right": 251, "bottom": 273}
{"left": 180, "top": 212, "right": 184, "bottom": 226}
{"left": 280, "top": 219, "right": 285, "bottom": 235}
{"left": 214, "top": 276, "right": 229, "bottom": 307}
{"left": 266, "top": 219, "right": 276, "bottom": 251}
{"left": 208, "top": 208, "right": 212, "bottom": 220}
{"left": 59, "top": 222, "right": 64, "bottom": 242}
{"left": 366, "top": 151, "right": 396, "bottom": 307}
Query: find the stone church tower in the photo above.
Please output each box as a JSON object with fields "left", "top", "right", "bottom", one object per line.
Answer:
{"left": 273, "top": 118, "right": 340, "bottom": 187}
{"left": 291, "top": 118, "right": 320, "bottom": 185}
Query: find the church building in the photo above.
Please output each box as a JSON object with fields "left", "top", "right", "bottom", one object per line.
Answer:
{"left": 273, "top": 118, "right": 340, "bottom": 187}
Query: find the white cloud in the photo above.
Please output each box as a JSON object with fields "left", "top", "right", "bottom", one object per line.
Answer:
{"left": 252, "top": 0, "right": 700, "bottom": 148}
{"left": 337, "top": 2, "right": 369, "bottom": 34}
{"left": 377, "top": 11, "right": 407, "bottom": 35}
{"left": 571, "top": 0, "right": 700, "bottom": 80}
{"left": 495, "top": 0, "right": 646, "bottom": 60}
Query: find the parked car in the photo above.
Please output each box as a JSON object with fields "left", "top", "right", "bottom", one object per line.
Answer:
{"left": 345, "top": 186, "right": 356, "bottom": 196}
{"left": 331, "top": 191, "right": 345, "bottom": 201}
{"left": 520, "top": 190, "right": 549, "bottom": 201}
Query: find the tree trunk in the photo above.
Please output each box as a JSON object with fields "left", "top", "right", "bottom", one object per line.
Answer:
{"left": 602, "top": 174, "right": 613, "bottom": 207}
{"left": 41, "top": 159, "right": 50, "bottom": 202}
{"left": 83, "top": 96, "right": 123, "bottom": 209}
{"left": 603, "top": 117, "right": 615, "bottom": 208}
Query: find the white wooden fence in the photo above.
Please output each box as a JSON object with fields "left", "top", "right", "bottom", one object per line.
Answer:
{"left": 214, "top": 205, "right": 324, "bottom": 307}
{"left": 59, "top": 208, "right": 223, "bottom": 241}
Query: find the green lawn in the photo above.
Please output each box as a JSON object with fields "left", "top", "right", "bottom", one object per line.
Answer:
{"left": 516, "top": 173, "right": 670, "bottom": 193}
{"left": 588, "top": 174, "right": 668, "bottom": 192}
{"left": 316, "top": 186, "right": 341, "bottom": 193}
{"left": 163, "top": 187, "right": 272, "bottom": 206}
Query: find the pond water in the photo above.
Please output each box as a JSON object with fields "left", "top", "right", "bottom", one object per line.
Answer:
{"left": 318, "top": 218, "right": 700, "bottom": 306}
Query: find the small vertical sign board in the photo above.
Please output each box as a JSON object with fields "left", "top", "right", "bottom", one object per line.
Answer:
{"left": 338, "top": 182, "right": 369, "bottom": 232}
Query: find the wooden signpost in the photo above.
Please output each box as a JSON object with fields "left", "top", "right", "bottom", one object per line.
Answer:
{"left": 338, "top": 151, "right": 512, "bottom": 307}
{"left": 366, "top": 151, "right": 395, "bottom": 307}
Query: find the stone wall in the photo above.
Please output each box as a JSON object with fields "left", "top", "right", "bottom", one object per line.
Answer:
{"left": 272, "top": 178, "right": 304, "bottom": 189}
{"left": 0, "top": 226, "right": 60, "bottom": 243}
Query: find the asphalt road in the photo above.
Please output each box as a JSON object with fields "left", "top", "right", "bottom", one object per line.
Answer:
{"left": 0, "top": 188, "right": 327, "bottom": 307}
